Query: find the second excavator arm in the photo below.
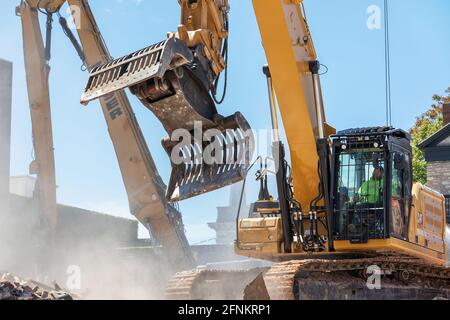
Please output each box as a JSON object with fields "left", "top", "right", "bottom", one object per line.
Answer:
{"left": 17, "top": 0, "right": 60, "bottom": 233}
{"left": 18, "top": 0, "right": 195, "bottom": 270}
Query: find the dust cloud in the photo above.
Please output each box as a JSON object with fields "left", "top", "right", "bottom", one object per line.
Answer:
{"left": 0, "top": 194, "right": 174, "bottom": 300}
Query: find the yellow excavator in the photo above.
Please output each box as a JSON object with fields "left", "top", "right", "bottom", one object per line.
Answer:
{"left": 81, "top": 0, "right": 449, "bottom": 299}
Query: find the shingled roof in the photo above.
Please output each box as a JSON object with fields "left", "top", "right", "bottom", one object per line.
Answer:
{"left": 418, "top": 123, "right": 450, "bottom": 161}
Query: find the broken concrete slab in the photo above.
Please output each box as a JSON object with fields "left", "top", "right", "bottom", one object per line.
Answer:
{"left": 0, "top": 273, "right": 74, "bottom": 300}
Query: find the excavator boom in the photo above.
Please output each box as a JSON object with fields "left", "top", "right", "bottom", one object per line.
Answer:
{"left": 17, "top": 1, "right": 59, "bottom": 231}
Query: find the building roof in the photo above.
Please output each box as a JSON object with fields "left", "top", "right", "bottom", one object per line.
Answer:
{"left": 418, "top": 123, "right": 450, "bottom": 161}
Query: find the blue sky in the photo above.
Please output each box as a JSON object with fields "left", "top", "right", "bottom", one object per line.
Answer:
{"left": 0, "top": 0, "right": 449, "bottom": 243}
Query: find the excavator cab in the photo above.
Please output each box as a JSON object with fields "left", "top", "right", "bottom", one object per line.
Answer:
{"left": 331, "top": 127, "right": 413, "bottom": 244}
{"left": 80, "top": 30, "right": 252, "bottom": 203}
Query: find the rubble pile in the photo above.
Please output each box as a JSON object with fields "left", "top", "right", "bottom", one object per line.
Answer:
{"left": 0, "top": 273, "right": 74, "bottom": 300}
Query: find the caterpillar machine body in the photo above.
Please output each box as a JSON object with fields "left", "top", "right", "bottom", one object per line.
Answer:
{"left": 82, "top": 0, "right": 450, "bottom": 299}
{"left": 17, "top": 0, "right": 195, "bottom": 271}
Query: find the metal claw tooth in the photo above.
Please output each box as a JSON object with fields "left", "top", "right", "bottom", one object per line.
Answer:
{"left": 175, "top": 148, "right": 184, "bottom": 187}
{"left": 192, "top": 142, "right": 203, "bottom": 182}
{"left": 190, "top": 143, "right": 200, "bottom": 183}
{"left": 179, "top": 147, "right": 187, "bottom": 186}
{"left": 225, "top": 130, "right": 236, "bottom": 172}
{"left": 236, "top": 130, "right": 246, "bottom": 167}
{"left": 185, "top": 144, "right": 193, "bottom": 185}
{"left": 232, "top": 130, "right": 240, "bottom": 168}
{"left": 220, "top": 133, "right": 229, "bottom": 175}
{"left": 232, "top": 133, "right": 239, "bottom": 170}
{"left": 181, "top": 145, "right": 192, "bottom": 186}
{"left": 188, "top": 144, "right": 197, "bottom": 184}
{"left": 214, "top": 135, "right": 223, "bottom": 175}
{"left": 223, "top": 130, "right": 231, "bottom": 168}
{"left": 189, "top": 144, "right": 197, "bottom": 184}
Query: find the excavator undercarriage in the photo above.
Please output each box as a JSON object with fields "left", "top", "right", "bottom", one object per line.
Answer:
{"left": 166, "top": 255, "right": 450, "bottom": 300}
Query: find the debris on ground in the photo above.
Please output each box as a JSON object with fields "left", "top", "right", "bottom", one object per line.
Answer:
{"left": 0, "top": 273, "right": 74, "bottom": 300}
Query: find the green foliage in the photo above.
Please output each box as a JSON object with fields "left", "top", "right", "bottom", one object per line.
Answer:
{"left": 409, "top": 88, "right": 449, "bottom": 184}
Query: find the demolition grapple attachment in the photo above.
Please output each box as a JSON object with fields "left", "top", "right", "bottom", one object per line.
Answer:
{"left": 81, "top": 38, "right": 253, "bottom": 202}
{"left": 81, "top": 38, "right": 193, "bottom": 104}
{"left": 162, "top": 112, "right": 252, "bottom": 202}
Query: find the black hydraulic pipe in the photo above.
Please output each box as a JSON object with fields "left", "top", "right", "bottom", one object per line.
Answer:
{"left": 58, "top": 14, "right": 86, "bottom": 65}
{"left": 273, "top": 141, "right": 293, "bottom": 253}
{"left": 316, "top": 138, "right": 335, "bottom": 251}
{"left": 44, "top": 13, "right": 53, "bottom": 62}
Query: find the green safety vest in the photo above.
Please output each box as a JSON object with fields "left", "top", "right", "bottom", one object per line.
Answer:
{"left": 358, "top": 178, "right": 384, "bottom": 204}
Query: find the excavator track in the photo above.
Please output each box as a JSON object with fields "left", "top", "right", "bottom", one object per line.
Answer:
{"left": 166, "top": 256, "right": 450, "bottom": 300}
{"left": 165, "top": 268, "right": 267, "bottom": 300}
{"left": 264, "top": 257, "right": 450, "bottom": 300}
{"left": 165, "top": 269, "right": 203, "bottom": 300}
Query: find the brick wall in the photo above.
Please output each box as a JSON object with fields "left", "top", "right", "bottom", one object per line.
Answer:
{"left": 427, "top": 161, "right": 450, "bottom": 195}
{"left": 444, "top": 103, "right": 450, "bottom": 126}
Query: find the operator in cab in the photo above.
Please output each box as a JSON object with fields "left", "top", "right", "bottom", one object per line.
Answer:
{"left": 358, "top": 167, "right": 384, "bottom": 205}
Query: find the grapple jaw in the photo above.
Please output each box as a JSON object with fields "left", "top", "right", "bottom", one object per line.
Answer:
{"left": 163, "top": 112, "right": 253, "bottom": 203}
{"left": 81, "top": 38, "right": 253, "bottom": 202}
{"left": 81, "top": 37, "right": 193, "bottom": 105}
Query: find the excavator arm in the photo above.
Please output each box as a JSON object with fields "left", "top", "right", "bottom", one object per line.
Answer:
{"left": 233, "top": 0, "right": 336, "bottom": 254}
{"left": 16, "top": 0, "right": 61, "bottom": 232}
{"left": 253, "top": 0, "right": 332, "bottom": 208}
